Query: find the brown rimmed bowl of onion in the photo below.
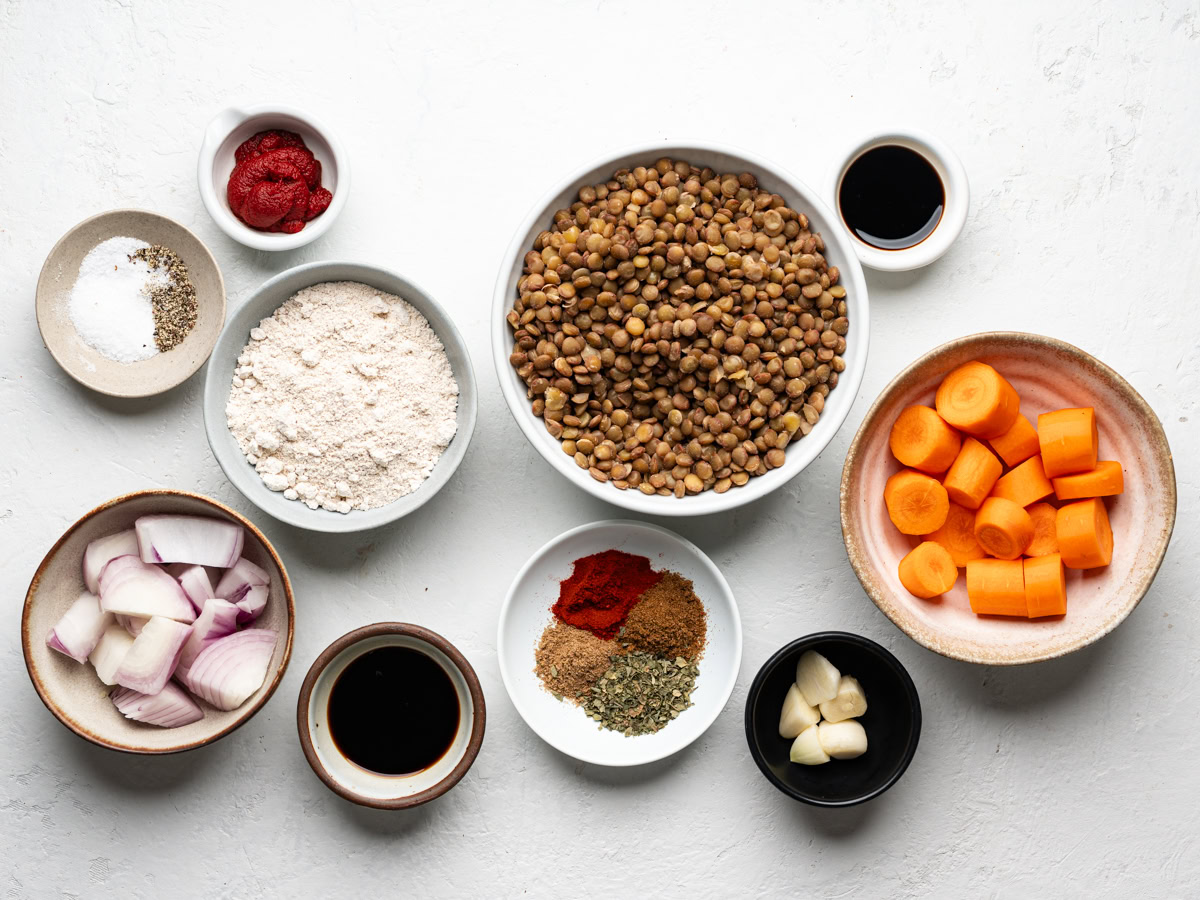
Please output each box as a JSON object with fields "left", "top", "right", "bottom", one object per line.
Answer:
{"left": 22, "top": 490, "right": 294, "bottom": 754}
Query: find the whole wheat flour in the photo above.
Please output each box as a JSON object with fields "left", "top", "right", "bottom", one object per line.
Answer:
{"left": 225, "top": 281, "right": 459, "bottom": 514}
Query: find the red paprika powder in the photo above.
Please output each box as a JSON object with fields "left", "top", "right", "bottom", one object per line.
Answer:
{"left": 553, "top": 549, "right": 663, "bottom": 640}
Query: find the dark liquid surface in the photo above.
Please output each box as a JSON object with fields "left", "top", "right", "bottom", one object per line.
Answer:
{"left": 328, "top": 647, "right": 459, "bottom": 776}
{"left": 839, "top": 145, "right": 944, "bottom": 250}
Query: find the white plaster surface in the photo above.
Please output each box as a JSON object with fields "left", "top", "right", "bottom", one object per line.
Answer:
{"left": 1, "top": 1, "right": 1197, "bottom": 896}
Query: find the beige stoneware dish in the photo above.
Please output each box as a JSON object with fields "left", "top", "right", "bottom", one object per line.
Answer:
{"left": 36, "top": 209, "right": 226, "bottom": 398}
{"left": 841, "top": 332, "right": 1176, "bottom": 665}
{"left": 22, "top": 490, "right": 294, "bottom": 753}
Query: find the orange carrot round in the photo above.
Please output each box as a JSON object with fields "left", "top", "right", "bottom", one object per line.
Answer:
{"left": 898, "top": 541, "right": 959, "bottom": 599}
{"left": 1056, "top": 497, "right": 1113, "bottom": 569}
{"left": 1051, "top": 460, "right": 1124, "bottom": 500}
{"left": 935, "top": 361, "right": 1020, "bottom": 439}
{"left": 1037, "top": 407, "right": 1098, "bottom": 478}
{"left": 974, "top": 496, "right": 1035, "bottom": 560}
{"left": 942, "top": 437, "right": 1003, "bottom": 510}
{"left": 923, "top": 501, "right": 985, "bottom": 566}
{"left": 988, "top": 414, "right": 1040, "bottom": 468}
{"left": 1024, "top": 502, "right": 1060, "bottom": 557}
{"left": 884, "top": 470, "right": 950, "bottom": 535}
{"left": 991, "top": 455, "right": 1055, "bottom": 508}
{"left": 888, "top": 405, "right": 962, "bottom": 474}
{"left": 966, "top": 558, "right": 1027, "bottom": 617}
{"left": 1024, "top": 554, "right": 1067, "bottom": 618}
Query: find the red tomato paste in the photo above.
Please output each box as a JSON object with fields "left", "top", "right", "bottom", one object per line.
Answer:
{"left": 226, "top": 130, "right": 333, "bottom": 234}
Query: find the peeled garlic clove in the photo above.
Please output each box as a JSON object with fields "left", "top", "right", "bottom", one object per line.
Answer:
{"left": 819, "top": 675, "right": 868, "bottom": 724}
{"left": 779, "top": 683, "right": 821, "bottom": 738}
{"left": 818, "top": 719, "right": 868, "bottom": 760}
{"left": 789, "top": 724, "right": 830, "bottom": 765}
{"left": 796, "top": 650, "right": 841, "bottom": 706}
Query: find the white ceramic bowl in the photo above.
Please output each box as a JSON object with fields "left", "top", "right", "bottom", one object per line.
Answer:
{"left": 297, "top": 623, "right": 485, "bottom": 809}
{"left": 826, "top": 126, "right": 969, "bottom": 272}
{"left": 497, "top": 519, "right": 742, "bottom": 766}
{"left": 197, "top": 104, "right": 349, "bottom": 251}
{"left": 491, "top": 142, "right": 870, "bottom": 517}
{"left": 202, "top": 261, "right": 477, "bottom": 533}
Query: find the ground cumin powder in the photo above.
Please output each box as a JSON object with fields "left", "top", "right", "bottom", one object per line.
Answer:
{"left": 535, "top": 621, "right": 615, "bottom": 701}
{"left": 619, "top": 571, "right": 707, "bottom": 660}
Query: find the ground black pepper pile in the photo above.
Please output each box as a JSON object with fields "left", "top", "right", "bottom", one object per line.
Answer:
{"left": 130, "top": 244, "right": 197, "bottom": 352}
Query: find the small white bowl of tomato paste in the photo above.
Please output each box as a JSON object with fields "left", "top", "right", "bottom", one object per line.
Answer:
{"left": 197, "top": 104, "right": 350, "bottom": 251}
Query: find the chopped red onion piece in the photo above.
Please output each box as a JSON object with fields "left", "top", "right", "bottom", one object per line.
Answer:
{"left": 182, "top": 629, "right": 277, "bottom": 711}
{"left": 235, "top": 584, "right": 268, "bottom": 624}
{"left": 82, "top": 530, "right": 139, "bottom": 594}
{"left": 134, "top": 515, "right": 244, "bottom": 568}
{"left": 214, "top": 557, "right": 269, "bottom": 604}
{"left": 165, "top": 563, "right": 215, "bottom": 613}
{"left": 114, "top": 614, "right": 148, "bottom": 636}
{"left": 175, "top": 598, "right": 240, "bottom": 680}
{"left": 114, "top": 616, "right": 193, "bottom": 696}
{"left": 89, "top": 624, "right": 135, "bottom": 685}
{"left": 46, "top": 591, "right": 112, "bottom": 663}
{"left": 111, "top": 682, "right": 203, "bottom": 728}
{"left": 99, "top": 555, "right": 196, "bottom": 623}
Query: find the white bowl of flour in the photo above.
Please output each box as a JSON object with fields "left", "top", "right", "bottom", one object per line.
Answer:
{"left": 203, "top": 262, "right": 477, "bottom": 533}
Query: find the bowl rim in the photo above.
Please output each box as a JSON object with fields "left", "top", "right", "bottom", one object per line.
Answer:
{"left": 840, "top": 330, "right": 1179, "bottom": 665}
{"left": 35, "top": 208, "right": 227, "bottom": 399}
{"left": 21, "top": 489, "right": 296, "bottom": 754}
{"left": 195, "top": 103, "right": 350, "bottom": 252}
{"left": 490, "top": 140, "right": 870, "bottom": 518}
{"left": 295, "top": 622, "right": 487, "bottom": 809}
{"left": 825, "top": 126, "right": 970, "bottom": 272}
{"left": 201, "top": 259, "right": 478, "bottom": 534}
{"left": 743, "top": 631, "right": 922, "bottom": 807}
{"left": 496, "top": 517, "right": 743, "bottom": 766}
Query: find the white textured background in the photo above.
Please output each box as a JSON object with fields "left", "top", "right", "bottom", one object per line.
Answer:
{"left": 2, "top": 1, "right": 1197, "bottom": 897}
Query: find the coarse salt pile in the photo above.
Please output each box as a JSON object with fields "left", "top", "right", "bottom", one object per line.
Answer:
{"left": 68, "top": 236, "right": 166, "bottom": 362}
{"left": 225, "top": 281, "right": 459, "bottom": 514}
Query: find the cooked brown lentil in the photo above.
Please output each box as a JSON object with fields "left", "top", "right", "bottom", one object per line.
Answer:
{"left": 506, "top": 158, "right": 849, "bottom": 498}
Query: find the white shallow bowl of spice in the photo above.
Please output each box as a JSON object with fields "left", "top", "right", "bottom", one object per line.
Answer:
{"left": 202, "top": 261, "right": 476, "bottom": 533}
{"left": 497, "top": 519, "right": 742, "bottom": 767}
{"left": 36, "top": 209, "right": 226, "bottom": 398}
{"left": 492, "top": 142, "right": 870, "bottom": 516}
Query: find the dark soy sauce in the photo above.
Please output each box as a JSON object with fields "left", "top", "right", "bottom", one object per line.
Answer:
{"left": 838, "top": 145, "right": 944, "bottom": 250}
{"left": 328, "top": 647, "right": 459, "bottom": 776}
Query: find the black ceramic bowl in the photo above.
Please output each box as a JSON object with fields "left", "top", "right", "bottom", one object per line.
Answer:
{"left": 745, "top": 632, "right": 921, "bottom": 806}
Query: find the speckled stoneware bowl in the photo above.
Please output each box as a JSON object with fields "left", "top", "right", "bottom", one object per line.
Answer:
{"left": 841, "top": 332, "right": 1176, "bottom": 665}
{"left": 22, "top": 491, "right": 294, "bottom": 753}
{"left": 36, "top": 210, "right": 226, "bottom": 398}
{"left": 297, "top": 623, "right": 485, "bottom": 809}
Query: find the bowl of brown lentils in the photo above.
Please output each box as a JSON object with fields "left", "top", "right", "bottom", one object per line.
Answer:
{"left": 492, "top": 143, "right": 869, "bottom": 515}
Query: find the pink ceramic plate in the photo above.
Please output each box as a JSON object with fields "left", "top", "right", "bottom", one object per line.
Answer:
{"left": 841, "top": 332, "right": 1176, "bottom": 665}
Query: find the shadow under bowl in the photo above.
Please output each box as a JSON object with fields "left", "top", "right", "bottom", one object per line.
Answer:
{"left": 745, "top": 632, "right": 920, "bottom": 807}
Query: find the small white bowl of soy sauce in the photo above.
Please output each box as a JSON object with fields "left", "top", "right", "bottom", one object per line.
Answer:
{"left": 297, "top": 623, "right": 485, "bottom": 809}
{"left": 829, "top": 128, "right": 969, "bottom": 272}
